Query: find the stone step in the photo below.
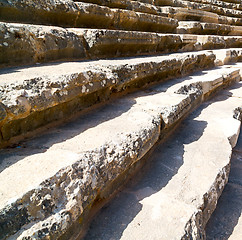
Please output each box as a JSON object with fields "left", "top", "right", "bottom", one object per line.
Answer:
{"left": 1, "top": 22, "right": 242, "bottom": 68}
{"left": 79, "top": 0, "right": 242, "bottom": 12}
{"left": 0, "top": 49, "right": 217, "bottom": 147}
{"left": 205, "top": 129, "right": 242, "bottom": 239}
{"left": 75, "top": 0, "right": 160, "bottom": 15}
{"left": 1, "top": 63, "right": 242, "bottom": 240}
{"left": 223, "top": 0, "right": 242, "bottom": 4}
{"left": 187, "top": 0, "right": 242, "bottom": 11}
{"left": 156, "top": 0, "right": 242, "bottom": 18}
{"left": 158, "top": 0, "right": 242, "bottom": 11}
{"left": 1, "top": 48, "right": 241, "bottom": 147}
{"left": 0, "top": 0, "right": 177, "bottom": 33}
{"left": 177, "top": 21, "right": 242, "bottom": 35}
{"left": 158, "top": 6, "right": 242, "bottom": 26}
{"left": 83, "top": 67, "right": 242, "bottom": 240}
{"left": 72, "top": 0, "right": 242, "bottom": 26}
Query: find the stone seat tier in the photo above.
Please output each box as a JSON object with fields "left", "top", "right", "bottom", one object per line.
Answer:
{"left": 76, "top": 0, "right": 242, "bottom": 12}
{"left": 156, "top": 0, "right": 242, "bottom": 18}
{"left": 158, "top": 0, "right": 242, "bottom": 10}
{"left": 1, "top": 22, "right": 242, "bottom": 68}
{"left": 184, "top": 0, "right": 242, "bottom": 11}
{"left": 0, "top": 62, "right": 242, "bottom": 240}
{"left": 0, "top": 50, "right": 215, "bottom": 147}
{"left": 76, "top": 0, "right": 242, "bottom": 26}
{"left": 83, "top": 72, "right": 242, "bottom": 240}
{"left": 158, "top": 6, "right": 242, "bottom": 26}
{"left": 76, "top": 0, "right": 160, "bottom": 15}
{"left": 0, "top": 0, "right": 177, "bottom": 33}
{"left": 75, "top": 0, "right": 242, "bottom": 23}
{"left": 177, "top": 21, "right": 242, "bottom": 35}
{"left": 1, "top": 49, "right": 242, "bottom": 148}
{"left": 222, "top": 0, "right": 242, "bottom": 4}
{"left": 139, "top": 0, "right": 242, "bottom": 5}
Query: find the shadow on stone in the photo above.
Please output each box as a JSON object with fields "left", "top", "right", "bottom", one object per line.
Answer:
{"left": 83, "top": 108, "right": 208, "bottom": 240}
{"left": 205, "top": 130, "right": 242, "bottom": 240}
{"left": 0, "top": 96, "right": 136, "bottom": 173}
{"left": 0, "top": 69, "right": 209, "bottom": 173}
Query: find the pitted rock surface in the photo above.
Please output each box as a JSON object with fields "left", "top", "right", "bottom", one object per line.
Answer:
{"left": 0, "top": 63, "right": 241, "bottom": 239}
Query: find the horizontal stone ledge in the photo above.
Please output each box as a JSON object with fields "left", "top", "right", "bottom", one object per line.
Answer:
{"left": 0, "top": 50, "right": 218, "bottom": 146}
{"left": 159, "top": 6, "right": 219, "bottom": 23}
{"left": 218, "top": 15, "right": 242, "bottom": 26}
{"left": 84, "top": 73, "right": 242, "bottom": 240}
{"left": 177, "top": 21, "right": 242, "bottom": 35}
{"left": 187, "top": 0, "right": 242, "bottom": 11}
{"left": 222, "top": 0, "right": 241, "bottom": 4}
{"left": 0, "top": 0, "right": 177, "bottom": 33}
{"left": 76, "top": 0, "right": 160, "bottom": 15}
{"left": 71, "top": 0, "right": 242, "bottom": 21}
{"left": 157, "top": 0, "right": 242, "bottom": 11}
{"left": 1, "top": 22, "right": 242, "bottom": 68}
{"left": 158, "top": 6, "right": 242, "bottom": 26}
{"left": 156, "top": 0, "right": 242, "bottom": 18}
{"left": 0, "top": 63, "right": 241, "bottom": 239}
{"left": 0, "top": 49, "right": 241, "bottom": 146}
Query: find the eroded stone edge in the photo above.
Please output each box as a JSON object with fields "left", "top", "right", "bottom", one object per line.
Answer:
{"left": 2, "top": 66, "right": 241, "bottom": 240}
{"left": 0, "top": 51, "right": 217, "bottom": 146}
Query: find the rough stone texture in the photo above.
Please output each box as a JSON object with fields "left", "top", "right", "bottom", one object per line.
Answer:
{"left": 0, "top": 0, "right": 178, "bottom": 33}
{"left": 79, "top": 0, "right": 160, "bottom": 15}
{"left": 156, "top": 0, "right": 242, "bottom": 18}
{"left": 189, "top": 0, "right": 242, "bottom": 11}
{"left": 181, "top": 35, "right": 242, "bottom": 51}
{"left": 159, "top": 6, "right": 219, "bottom": 23}
{"left": 0, "top": 22, "right": 87, "bottom": 68}
{"left": 1, "top": 21, "right": 242, "bottom": 68}
{"left": 158, "top": 6, "right": 242, "bottom": 26}
{"left": 83, "top": 73, "right": 242, "bottom": 240}
{"left": 205, "top": 128, "right": 242, "bottom": 240}
{"left": 218, "top": 15, "right": 242, "bottom": 26}
{"left": 177, "top": 21, "right": 242, "bottom": 35}
{"left": 0, "top": 50, "right": 218, "bottom": 146}
{"left": 212, "top": 48, "right": 242, "bottom": 65}
{"left": 0, "top": 63, "right": 241, "bottom": 240}
{"left": 0, "top": 0, "right": 241, "bottom": 239}
{"left": 71, "top": 28, "right": 183, "bottom": 58}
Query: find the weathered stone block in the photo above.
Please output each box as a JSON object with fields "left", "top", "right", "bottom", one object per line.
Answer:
{"left": 156, "top": 0, "right": 242, "bottom": 18}
{"left": 0, "top": 63, "right": 241, "bottom": 239}
{"left": 0, "top": 22, "right": 86, "bottom": 67}
{"left": 177, "top": 21, "right": 242, "bottom": 35}
{"left": 0, "top": 0, "right": 178, "bottom": 33}
{"left": 0, "top": 50, "right": 216, "bottom": 145}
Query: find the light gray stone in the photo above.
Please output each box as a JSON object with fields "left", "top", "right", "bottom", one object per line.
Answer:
{"left": 156, "top": 0, "right": 242, "bottom": 18}
{"left": 2, "top": 21, "right": 242, "bottom": 68}
{"left": 0, "top": 0, "right": 178, "bottom": 33}
{"left": 177, "top": 21, "right": 242, "bottom": 35}
{"left": 0, "top": 49, "right": 217, "bottom": 145}
{"left": 0, "top": 63, "right": 241, "bottom": 240}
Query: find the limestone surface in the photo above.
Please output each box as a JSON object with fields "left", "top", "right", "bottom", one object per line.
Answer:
{"left": 80, "top": 0, "right": 160, "bottom": 15}
{"left": 2, "top": 21, "right": 242, "bottom": 68}
{"left": 0, "top": 50, "right": 218, "bottom": 146}
{"left": 0, "top": 0, "right": 241, "bottom": 239}
{"left": 0, "top": 22, "right": 86, "bottom": 67}
{"left": 177, "top": 21, "right": 242, "bottom": 35}
{"left": 0, "top": 63, "right": 241, "bottom": 240}
{"left": 158, "top": 6, "right": 242, "bottom": 26}
{"left": 0, "top": 0, "right": 178, "bottom": 33}
{"left": 0, "top": 22, "right": 200, "bottom": 67}
{"left": 190, "top": 0, "right": 242, "bottom": 11}
{"left": 156, "top": 0, "right": 242, "bottom": 18}
{"left": 84, "top": 73, "right": 242, "bottom": 240}
{"left": 206, "top": 126, "right": 242, "bottom": 240}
